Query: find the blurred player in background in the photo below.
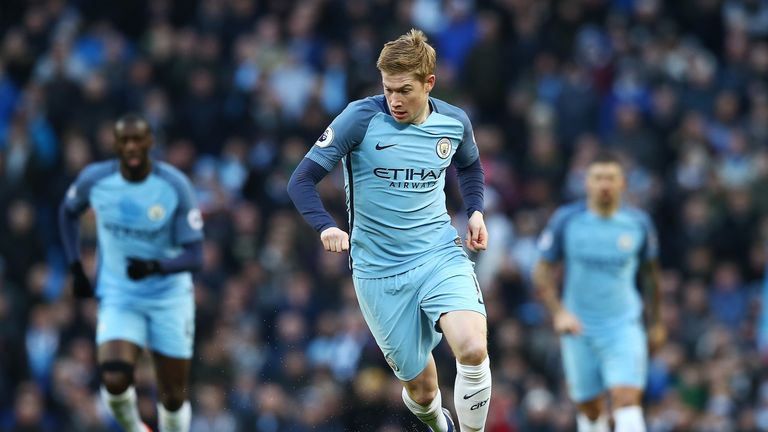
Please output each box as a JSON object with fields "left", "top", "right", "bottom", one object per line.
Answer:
{"left": 59, "top": 114, "right": 204, "bottom": 432}
{"left": 288, "top": 29, "right": 490, "bottom": 432}
{"left": 533, "top": 152, "right": 665, "bottom": 432}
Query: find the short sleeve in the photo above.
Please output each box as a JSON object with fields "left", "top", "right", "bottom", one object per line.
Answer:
{"left": 638, "top": 212, "right": 659, "bottom": 261}
{"left": 62, "top": 161, "right": 115, "bottom": 214}
{"left": 157, "top": 163, "right": 205, "bottom": 245}
{"left": 537, "top": 205, "right": 578, "bottom": 262}
{"left": 452, "top": 111, "right": 480, "bottom": 169}
{"left": 306, "top": 97, "right": 381, "bottom": 171}
{"left": 172, "top": 176, "right": 204, "bottom": 245}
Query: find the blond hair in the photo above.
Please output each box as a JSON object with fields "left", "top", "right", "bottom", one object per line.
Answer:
{"left": 376, "top": 29, "right": 436, "bottom": 82}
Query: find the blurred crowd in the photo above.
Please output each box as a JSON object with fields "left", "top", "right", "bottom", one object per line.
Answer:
{"left": 2, "top": 0, "right": 768, "bottom": 431}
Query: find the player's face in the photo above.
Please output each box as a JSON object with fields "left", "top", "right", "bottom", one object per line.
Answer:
{"left": 585, "top": 162, "right": 625, "bottom": 208}
{"left": 381, "top": 71, "right": 435, "bottom": 124}
{"left": 114, "top": 120, "right": 153, "bottom": 172}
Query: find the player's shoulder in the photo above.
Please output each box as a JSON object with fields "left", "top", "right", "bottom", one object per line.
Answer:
{"left": 619, "top": 205, "right": 654, "bottom": 228}
{"left": 77, "top": 160, "right": 118, "bottom": 185}
{"left": 551, "top": 201, "right": 588, "bottom": 224}
{"left": 430, "top": 97, "right": 470, "bottom": 125}
{"left": 344, "top": 95, "right": 388, "bottom": 117}
{"left": 154, "top": 161, "right": 195, "bottom": 193}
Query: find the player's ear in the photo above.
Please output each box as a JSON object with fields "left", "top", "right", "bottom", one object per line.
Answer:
{"left": 425, "top": 74, "right": 436, "bottom": 93}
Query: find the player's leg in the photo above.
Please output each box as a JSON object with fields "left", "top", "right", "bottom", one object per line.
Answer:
{"left": 419, "top": 247, "right": 489, "bottom": 432}
{"left": 438, "top": 310, "right": 491, "bottom": 432}
{"left": 601, "top": 322, "right": 648, "bottom": 432}
{"left": 561, "top": 334, "right": 608, "bottom": 432}
{"left": 152, "top": 353, "right": 192, "bottom": 432}
{"left": 401, "top": 354, "right": 453, "bottom": 432}
{"left": 352, "top": 272, "right": 451, "bottom": 432}
{"left": 147, "top": 295, "right": 195, "bottom": 432}
{"left": 609, "top": 387, "right": 644, "bottom": 432}
{"left": 575, "top": 397, "right": 609, "bottom": 432}
{"left": 97, "top": 301, "right": 149, "bottom": 432}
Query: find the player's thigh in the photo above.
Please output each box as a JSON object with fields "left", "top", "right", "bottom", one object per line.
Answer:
{"left": 146, "top": 294, "right": 195, "bottom": 359}
{"left": 353, "top": 270, "right": 440, "bottom": 382}
{"left": 419, "top": 248, "right": 486, "bottom": 337}
{"left": 561, "top": 334, "right": 604, "bottom": 403}
{"left": 438, "top": 310, "right": 487, "bottom": 363}
{"left": 152, "top": 351, "right": 191, "bottom": 401}
{"left": 609, "top": 386, "right": 643, "bottom": 408}
{"left": 598, "top": 322, "right": 647, "bottom": 392}
{"left": 96, "top": 300, "right": 148, "bottom": 351}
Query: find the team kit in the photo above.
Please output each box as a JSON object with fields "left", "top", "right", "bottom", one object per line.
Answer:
{"left": 60, "top": 30, "right": 660, "bottom": 432}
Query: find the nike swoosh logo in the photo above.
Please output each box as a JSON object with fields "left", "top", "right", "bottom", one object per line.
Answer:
{"left": 375, "top": 142, "right": 397, "bottom": 150}
{"left": 463, "top": 387, "right": 490, "bottom": 400}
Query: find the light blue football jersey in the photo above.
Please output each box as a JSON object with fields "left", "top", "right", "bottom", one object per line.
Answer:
{"left": 306, "top": 95, "right": 480, "bottom": 278}
{"left": 63, "top": 160, "right": 204, "bottom": 299}
{"left": 538, "top": 202, "right": 658, "bottom": 331}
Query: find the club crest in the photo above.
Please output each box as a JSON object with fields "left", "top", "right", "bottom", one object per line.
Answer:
{"left": 617, "top": 233, "right": 634, "bottom": 251}
{"left": 148, "top": 204, "right": 166, "bottom": 221}
{"left": 436, "top": 137, "right": 451, "bottom": 159}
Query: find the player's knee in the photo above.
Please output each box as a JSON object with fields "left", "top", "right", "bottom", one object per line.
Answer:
{"left": 577, "top": 400, "right": 603, "bottom": 421}
{"left": 100, "top": 361, "right": 135, "bottom": 394}
{"left": 611, "top": 391, "right": 642, "bottom": 408}
{"left": 456, "top": 340, "right": 487, "bottom": 366}
{"left": 408, "top": 386, "right": 438, "bottom": 406}
{"left": 158, "top": 385, "right": 188, "bottom": 411}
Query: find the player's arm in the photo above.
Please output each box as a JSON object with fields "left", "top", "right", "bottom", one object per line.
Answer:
{"left": 286, "top": 158, "right": 348, "bottom": 253}
{"left": 640, "top": 260, "right": 665, "bottom": 352}
{"left": 533, "top": 260, "right": 562, "bottom": 314}
{"left": 534, "top": 207, "right": 582, "bottom": 334}
{"left": 126, "top": 241, "right": 203, "bottom": 280}
{"left": 59, "top": 176, "right": 96, "bottom": 298}
{"left": 638, "top": 213, "right": 665, "bottom": 352}
{"left": 456, "top": 158, "right": 487, "bottom": 252}
{"left": 533, "top": 260, "right": 582, "bottom": 334}
{"left": 452, "top": 112, "right": 486, "bottom": 252}
{"left": 286, "top": 99, "right": 376, "bottom": 253}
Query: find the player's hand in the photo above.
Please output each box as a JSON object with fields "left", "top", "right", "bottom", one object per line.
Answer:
{"left": 648, "top": 322, "right": 667, "bottom": 355}
{"left": 466, "top": 211, "right": 488, "bottom": 252}
{"left": 553, "top": 308, "right": 582, "bottom": 335}
{"left": 320, "top": 227, "right": 349, "bottom": 253}
{"left": 69, "top": 261, "right": 94, "bottom": 298}
{"left": 126, "top": 257, "right": 162, "bottom": 280}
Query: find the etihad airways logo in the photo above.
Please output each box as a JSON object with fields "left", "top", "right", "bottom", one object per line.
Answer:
{"left": 373, "top": 167, "right": 446, "bottom": 189}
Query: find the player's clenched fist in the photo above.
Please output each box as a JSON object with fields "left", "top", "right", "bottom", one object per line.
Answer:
{"left": 647, "top": 322, "right": 667, "bottom": 355}
{"left": 320, "top": 227, "right": 349, "bottom": 252}
{"left": 466, "top": 211, "right": 488, "bottom": 252}
{"left": 553, "top": 308, "right": 583, "bottom": 335}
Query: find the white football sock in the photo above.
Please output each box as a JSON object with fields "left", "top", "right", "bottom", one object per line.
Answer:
{"left": 577, "top": 414, "right": 609, "bottom": 432}
{"left": 402, "top": 387, "right": 449, "bottom": 432}
{"left": 158, "top": 401, "right": 191, "bottom": 432}
{"left": 454, "top": 357, "right": 491, "bottom": 431}
{"left": 614, "top": 406, "right": 645, "bottom": 432}
{"left": 100, "top": 386, "right": 144, "bottom": 432}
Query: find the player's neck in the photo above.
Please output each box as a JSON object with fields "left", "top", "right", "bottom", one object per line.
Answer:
{"left": 120, "top": 160, "right": 152, "bottom": 182}
{"left": 588, "top": 201, "right": 619, "bottom": 218}
{"left": 412, "top": 101, "right": 432, "bottom": 125}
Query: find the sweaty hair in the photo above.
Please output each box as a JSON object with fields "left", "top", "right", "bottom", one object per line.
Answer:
{"left": 115, "top": 113, "right": 149, "bottom": 132}
{"left": 589, "top": 150, "right": 624, "bottom": 169}
{"left": 376, "top": 29, "right": 436, "bottom": 82}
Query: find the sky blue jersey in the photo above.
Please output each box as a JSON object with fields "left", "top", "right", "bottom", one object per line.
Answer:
{"left": 62, "top": 160, "right": 204, "bottom": 299}
{"left": 538, "top": 202, "right": 659, "bottom": 330}
{"left": 306, "top": 95, "right": 480, "bottom": 278}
